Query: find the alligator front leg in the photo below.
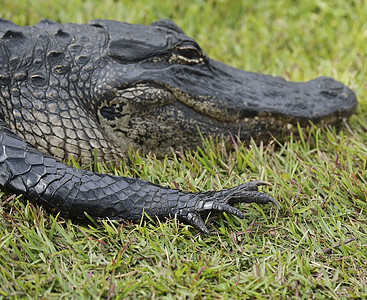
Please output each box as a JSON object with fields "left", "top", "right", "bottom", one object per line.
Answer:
{"left": 0, "top": 122, "right": 279, "bottom": 233}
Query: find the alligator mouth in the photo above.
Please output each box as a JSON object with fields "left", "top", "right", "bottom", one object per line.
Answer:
{"left": 117, "top": 79, "right": 357, "bottom": 128}
{"left": 118, "top": 67, "right": 354, "bottom": 132}
{"left": 167, "top": 78, "right": 357, "bottom": 127}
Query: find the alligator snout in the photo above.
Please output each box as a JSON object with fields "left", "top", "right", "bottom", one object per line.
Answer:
{"left": 280, "top": 76, "right": 357, "bottom": 124}
{"left": 183, "top": 59, "right": 357, "bottom": 127}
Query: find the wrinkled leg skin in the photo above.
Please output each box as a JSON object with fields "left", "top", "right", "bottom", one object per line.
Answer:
{"left": 0, "top": 122, "right": 279, "bottom": 234}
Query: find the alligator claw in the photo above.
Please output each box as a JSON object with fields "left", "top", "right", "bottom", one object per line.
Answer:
{"left": 179, "top": 181, "right": 280, "bottom": 234}
{"left": 186, "top": 212, "right": 211, "bottom": 235}
{"left": 268, "top": 195, "right": 281, "bottom": 209}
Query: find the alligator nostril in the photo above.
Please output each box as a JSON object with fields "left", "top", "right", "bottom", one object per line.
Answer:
{"left": 314, "top": 76, "right": 345, "bottom": 92}
{"left": 320, "top": 90, "right": 338, "bottom": 98}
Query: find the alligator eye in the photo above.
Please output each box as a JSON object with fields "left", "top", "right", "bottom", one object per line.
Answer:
{"left": 171, "top": 43, "right": 205, "bottom": 65}
{"left": 177, "top": 47, "right": 202, "bottom": 60}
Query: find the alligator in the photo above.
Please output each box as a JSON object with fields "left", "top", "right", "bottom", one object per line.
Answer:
{"left": 0, "top": 18, "right": 357, "bottom": 234}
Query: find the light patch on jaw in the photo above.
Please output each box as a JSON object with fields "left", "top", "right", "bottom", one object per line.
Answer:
{"left": 97, "top": 85, "right": 175, "bottom": 152}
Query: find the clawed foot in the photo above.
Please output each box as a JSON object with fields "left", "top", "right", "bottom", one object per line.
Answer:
{"left": 178, "top": 181, "right": 280, "bottom": 234}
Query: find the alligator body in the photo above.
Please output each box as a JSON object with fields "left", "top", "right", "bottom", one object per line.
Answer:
{"left": 0, "top": 19, "right": 357, "bottom": 233}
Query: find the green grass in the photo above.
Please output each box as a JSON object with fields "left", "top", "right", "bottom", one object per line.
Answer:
{"left": 1, "top": 0, "right": 366, "bottom": 298}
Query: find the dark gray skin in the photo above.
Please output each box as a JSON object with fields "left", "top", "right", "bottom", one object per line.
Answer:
{"left": 0, "top": 19, "right": 357, "bottom": 233}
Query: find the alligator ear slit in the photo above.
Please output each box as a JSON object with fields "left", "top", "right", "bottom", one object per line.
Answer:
{"left": 54, "top": 29, "right": 70, "bottom": 38}
{"left": 1, "top": 30, "right": 25, "bottom": 40}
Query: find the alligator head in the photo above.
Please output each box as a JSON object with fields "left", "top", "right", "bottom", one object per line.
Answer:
{"left": 91, "top": 19, "right": 357, "bottom": 156}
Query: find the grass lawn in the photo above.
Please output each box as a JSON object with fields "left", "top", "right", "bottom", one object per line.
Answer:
{"left": 0, "top": 0, "right": 366, "bottom": 298}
